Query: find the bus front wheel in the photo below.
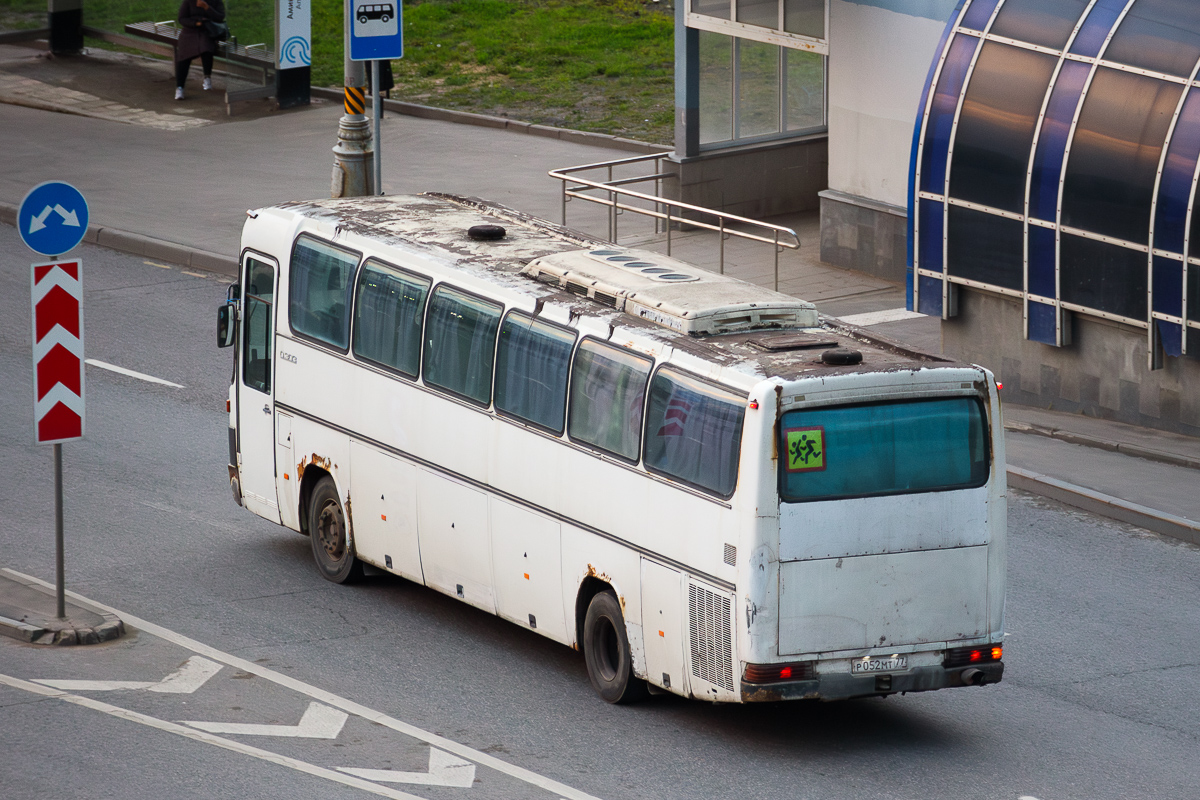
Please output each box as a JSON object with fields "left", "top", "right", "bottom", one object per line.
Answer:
{"left": 583, "top": 590, "right": 647, "bottom": 704}
{"left": 309, "top": 477, "right": 362, "bottom": 584}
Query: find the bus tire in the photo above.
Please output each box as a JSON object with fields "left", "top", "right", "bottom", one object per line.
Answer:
{"left": 309, "top": 477, "right": 362, "bottom": 584}
{"left": 583, "top": 590, "right": 647, "bottom": 704}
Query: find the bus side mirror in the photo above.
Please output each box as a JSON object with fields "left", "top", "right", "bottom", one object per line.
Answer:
{"left": 217, "top": 303, "right": 236, "bottom": 348}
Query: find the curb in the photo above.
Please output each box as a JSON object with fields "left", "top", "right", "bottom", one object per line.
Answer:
{"left": 0, "top": 201, "right": 238, "bottom": 277}
{"left": 1005, "top": 421, "right": 1200, "bottom": 471}
{"left": 309, "top": 87, "right": 670, "bottom": 155}
{"left": 0, "top": 569, "right": 125, "bottom": 646}
{"left": 1008, "top": 466, "right": 1200, "bottom": 546}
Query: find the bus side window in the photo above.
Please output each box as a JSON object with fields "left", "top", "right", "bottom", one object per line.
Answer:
{"left": 422, "top": 285, "right": 503, "bottom": 406}
{"left": 242, "top": 258, "right": 275, "bottom": 394}
{"left": 353, "top": 259, "right": 431, "bottom": 378}
{"left": 288, "top": 235, "right": 358, "bottom": 351}
{"left": 643, "top": 367, "right": 746, "bottom": 497}
{"left": 494, "top": 313, "right": 575, "bottom": 434}
{"left": 567, "top": 340, "right": 652, "bottom": 462}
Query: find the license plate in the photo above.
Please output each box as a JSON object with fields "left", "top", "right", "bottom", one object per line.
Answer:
{"left": 851, "top": 656, "right": 908, "bottom": 674}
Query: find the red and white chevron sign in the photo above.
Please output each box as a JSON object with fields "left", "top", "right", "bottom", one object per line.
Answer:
{"left": 31, "top": 260, "right": 85, "bottom": 444}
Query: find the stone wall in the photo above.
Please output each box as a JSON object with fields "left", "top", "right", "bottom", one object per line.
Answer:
{"left": 818, "top": 189, "right": 907, "bottom": 282}
{"left": 943, "top": 289, "right": 1200, "bottom": 437}
{"left": 665, "top": 136, "right": 828, "bottom": 219}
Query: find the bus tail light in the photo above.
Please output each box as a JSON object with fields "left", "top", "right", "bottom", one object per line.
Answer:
{"left": 743, "top": 661, "right": 816, "bottom": 683}
{"left": 944, "top": 645, "right": 1002, "bottom": 668}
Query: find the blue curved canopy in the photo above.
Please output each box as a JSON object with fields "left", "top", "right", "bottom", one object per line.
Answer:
{"left": 909, "top": 0, "right": 1200, "bottom": 358}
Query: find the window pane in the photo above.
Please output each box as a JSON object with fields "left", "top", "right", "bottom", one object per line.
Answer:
{"left": 1104, "top": 0, "right": 1200, "bottom": 78}
{"left": 242, "top": 258, "right": 274, "bottom": 394}
{"left": 950, "top": 42, "right": 1056, "bottom": 213}
{"left": 423, "top": 286, "right": 502, "bottom": 405}
{"left": 568, "top": 340, "right": 652, "bottom": 461}
{"left": 495, "top": 314, "right": 575, "bottom": 433}
{"left": 737, "top": 39, "right": 780, "bottom": 139}
{"left": 785, "top": 49, "right": 824, "bottom": 131}
{"left": 1060, "top": 233, "right": 1148, "bottom": 320}
{"left": 289, "top": 236, "right": 357, "bottom": 350}
{"left": 783, "top": 0, "right": 823, "bottom": 38}
{"left": 779, "top": 398, "right": 989, "bottom": 503}
{"left": 644, "top": 368, "right": 746, "bottom": 496}
{"left": 699, "top": 31, "right": 733, "bottom": 145}
{"left": 946, "top": 205, "right": 1024, "bottom": 291}
{"left": 989, "top": 0, "right": 1089, "bottom": 50}
{"left": 737, "top": 0, "right": 777, "bottom": 30}
{"left": 1062, "top": 69, "right": 1181, "bottom": 245}
{"left": 693, "top": 0, "right": 730, "bottom": 21}
{"left": 352, "top": 260, "right": 430, "bottom": 378}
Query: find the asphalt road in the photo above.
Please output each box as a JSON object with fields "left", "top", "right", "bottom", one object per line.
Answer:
{"left": 1, "top": 228, "right": 1199, "bottom": 800}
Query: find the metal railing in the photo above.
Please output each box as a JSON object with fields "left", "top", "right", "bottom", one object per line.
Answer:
{"left": 549, "top": 152, "right": 801, "bottom": 291}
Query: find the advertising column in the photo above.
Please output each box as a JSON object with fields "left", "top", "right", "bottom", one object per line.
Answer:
{"left": 277, "top": 0, "right": 312, "bottom": 109}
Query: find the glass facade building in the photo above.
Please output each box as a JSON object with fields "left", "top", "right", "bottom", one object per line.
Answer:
{"left": 910, "top": 0, "right": 1200, "bottom": 363}
{"left": 685, "top": 0, "right": 827, "bottom": 149}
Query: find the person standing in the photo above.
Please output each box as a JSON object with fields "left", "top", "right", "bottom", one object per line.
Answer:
{"left": 175, "top": 0, "right": 226, "bottom": 100}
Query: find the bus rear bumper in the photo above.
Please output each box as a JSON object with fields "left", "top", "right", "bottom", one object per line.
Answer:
{"left": 740, "top": 662, "right": 1004, "bottom": 702}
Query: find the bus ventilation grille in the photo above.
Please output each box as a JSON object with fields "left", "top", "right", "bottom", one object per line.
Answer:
{"left": 688, "top": 583, "right": 734, "bottom": 692}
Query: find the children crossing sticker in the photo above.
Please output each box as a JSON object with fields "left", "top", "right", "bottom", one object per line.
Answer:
{"left": 785, "top": 426, "right": 825, "bottom": 472}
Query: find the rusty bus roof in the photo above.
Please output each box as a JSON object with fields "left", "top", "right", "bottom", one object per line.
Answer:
{"left": 263, "top": 193, "right": 968, "bottom": 387}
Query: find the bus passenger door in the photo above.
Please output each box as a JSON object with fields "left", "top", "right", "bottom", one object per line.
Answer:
{"left": 641, "top": 559, "right": 686, "bottom": 695}
{"left": 237, "top": 255, "right": 281, "bottom": 523}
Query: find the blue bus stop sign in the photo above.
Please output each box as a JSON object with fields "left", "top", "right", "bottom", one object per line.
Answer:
{"left": 349, "top": 1, "right": 403, "bottom": 61}
{"left": 19, "top": 182, "right": 89, "bottom": 257}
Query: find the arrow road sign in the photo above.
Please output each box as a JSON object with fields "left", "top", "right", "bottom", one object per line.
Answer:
{"left": 31, "top": 260, "right": 84, "bottom": 444}
{"left": 19, "top": 182, "right": 89, "bottom": 256}
{"left": 34, "top": 656, "right": 223, "bottom": 694}
{"left": 182, "top": 701, "right": 349, "bottom": 739}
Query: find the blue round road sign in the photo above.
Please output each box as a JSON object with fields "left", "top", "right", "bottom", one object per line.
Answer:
{"left": 19, "top": 181, "right": 89, "bottom": 257}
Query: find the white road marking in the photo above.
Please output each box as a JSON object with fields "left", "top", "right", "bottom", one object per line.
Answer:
{"left": 339, "top": 747, "right": 476, "bottom": 787}
{"left": 4, "top": 567, "right": 606, "bottom": 800}
{"left": 35, "top": 655, "right": 222, "bottom": 694}
{"left": 0, "top": 672, "right": 427, "bottom": 800}
{"left": 85, "top": 359, "right": 184, "bottom": 388}
{"left": 837, "top": 307, "right": 926, "bottom": 327}
{"left": 184, "top": 701, "right": 348, "bottom": 739}
{"left": 182, "top": 271, "right": 207, "bottom": 278}
{"left": 144, "top": 260, "right": 174, "bottom": 269}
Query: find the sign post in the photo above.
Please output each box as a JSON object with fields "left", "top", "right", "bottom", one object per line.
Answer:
{"left": 21, "top": 181, "right": 88, "bottom": 620}
{"left": 349, "top": 1, "right": 403, "bottom": 195}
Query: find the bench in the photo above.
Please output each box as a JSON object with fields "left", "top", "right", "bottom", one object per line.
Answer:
{"left": 111, "top": 21, "right": 276, "bottom": 114}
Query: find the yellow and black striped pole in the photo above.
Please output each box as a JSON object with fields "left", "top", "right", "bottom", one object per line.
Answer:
{"left": 343, "top": 85, "right": 366, "bottom": 116}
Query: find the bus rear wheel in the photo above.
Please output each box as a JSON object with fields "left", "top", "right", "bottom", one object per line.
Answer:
{"left": 583, "top": 590, "right": 647, "bottom": 704}
{"left": 309, "top": 477, "right": 362, "bottom": 584}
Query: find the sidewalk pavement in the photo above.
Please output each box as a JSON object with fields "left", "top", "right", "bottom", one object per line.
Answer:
{"left": 0, "top": 34, "right": 1195, "bottom": 621}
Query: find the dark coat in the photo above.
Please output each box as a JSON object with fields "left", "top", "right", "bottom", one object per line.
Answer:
{"left": 176, "top": 0, "right": 226, "bottom": 62}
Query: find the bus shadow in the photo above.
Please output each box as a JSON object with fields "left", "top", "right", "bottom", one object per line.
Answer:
{"left": 252, "top": 533, "right": 965, "bottom": 756}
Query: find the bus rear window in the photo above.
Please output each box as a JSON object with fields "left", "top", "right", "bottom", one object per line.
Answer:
{"left": 778, "top": 397, "right": 989, "bottom": 502}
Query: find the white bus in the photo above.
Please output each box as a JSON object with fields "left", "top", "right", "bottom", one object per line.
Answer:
{"left": 218, "top": 193, "right": 1006, "bottom": 704}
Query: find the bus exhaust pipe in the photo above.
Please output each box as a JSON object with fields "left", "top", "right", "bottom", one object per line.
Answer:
{"left": 961, "top": 668, "right": 985, "bottom": 686}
